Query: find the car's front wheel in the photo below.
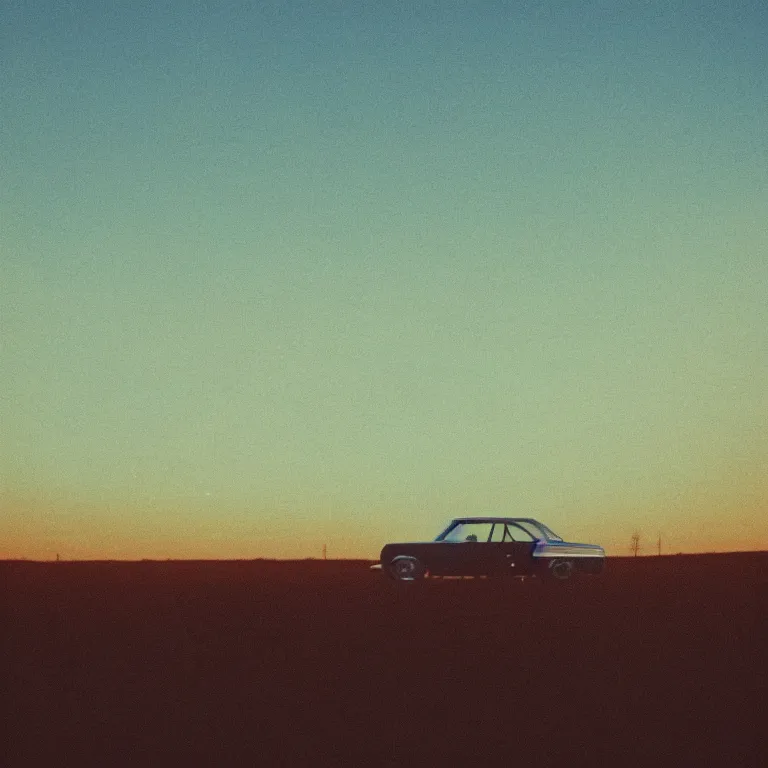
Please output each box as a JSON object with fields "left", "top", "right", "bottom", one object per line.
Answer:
{"left": 388, "top": 555, "right": 426, "bottom": 582}
{"left": 547, "top": 558, "right": 575, "bottom": 581}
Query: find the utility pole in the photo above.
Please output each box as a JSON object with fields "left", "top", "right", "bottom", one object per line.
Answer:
{"left": 657, "top": 533, "right": 661, "bottom": 556}
{"left": 322, "top": 544, "right": 327, "bottom": 561}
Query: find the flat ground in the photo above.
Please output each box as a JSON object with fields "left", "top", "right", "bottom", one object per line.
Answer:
{"left": 3, "top": 554, "right": 766, "bottom": 766}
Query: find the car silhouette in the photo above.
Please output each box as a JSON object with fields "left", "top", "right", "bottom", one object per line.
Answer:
{"left": 372, "top": 517, "right": 605, "bottom": 581}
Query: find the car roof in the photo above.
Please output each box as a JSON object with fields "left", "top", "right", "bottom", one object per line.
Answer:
{"left": 435, "top": 517, "right": 564, "bottom": 542}
{"left": 450, "top": 517, "right": 543, "bottom": 524}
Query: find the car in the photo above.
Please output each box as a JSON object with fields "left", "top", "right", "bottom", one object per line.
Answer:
{"left": 372, "top": 517, "right": 605, "bottom": 582}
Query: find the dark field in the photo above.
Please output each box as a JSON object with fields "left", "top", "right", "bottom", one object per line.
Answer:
{"left": 4, "top": 554, "right": 766, "bottom": 766}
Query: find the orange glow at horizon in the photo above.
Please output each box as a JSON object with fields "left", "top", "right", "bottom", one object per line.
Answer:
{"left": 3, "top": 490, "right": 766, "bottom": 562}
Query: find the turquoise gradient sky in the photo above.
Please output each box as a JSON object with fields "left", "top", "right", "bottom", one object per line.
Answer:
{"left": 3, "top": 1, "right": 767, "bottom": 558}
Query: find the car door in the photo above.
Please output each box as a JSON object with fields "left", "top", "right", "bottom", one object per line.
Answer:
{"left": 494, "top": 524, "right": 537, "bottom": 575}
{"left": 461, "top": 540, "right": 499, "bottom": 575}
{"left": 434, "top": 522, "right": 496, "bottom": 576}
{"left": 430, "top": 541, "right": 494, "bottom": 576}
{"left": 473, "top": 523, "right": 517, "bottom": 576}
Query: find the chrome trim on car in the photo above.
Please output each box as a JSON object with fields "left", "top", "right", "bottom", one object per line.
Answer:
{"left": 532, "top": 541, "right": 605, "bottom": 559}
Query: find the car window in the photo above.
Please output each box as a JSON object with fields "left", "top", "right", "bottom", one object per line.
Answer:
{"left": 489, "top": 523, "right": 506, "bottom": 542}
{"left": 506, "top": 524, "right": 535, "bottom": 542}
{"left": 443, "top": 522, "right": 494, "bottom": 543}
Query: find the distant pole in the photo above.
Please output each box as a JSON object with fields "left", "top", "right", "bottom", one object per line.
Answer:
{"left": 322, "top": 544, "right": 327, "bottom": 561}
{"left": 657, "top": 533, "right": 661, "bottom": 556}
{"left": 56, "top": 553, "right": 60, "bottom": 562}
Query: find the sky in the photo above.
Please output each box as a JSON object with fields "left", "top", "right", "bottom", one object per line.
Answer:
{"left": 2, "top": 0, "right": 767, "bottom": 559}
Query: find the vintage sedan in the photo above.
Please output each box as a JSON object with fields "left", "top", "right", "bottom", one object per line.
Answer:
{"left": 372, "top": 517, "right": 605, "bottom": 581}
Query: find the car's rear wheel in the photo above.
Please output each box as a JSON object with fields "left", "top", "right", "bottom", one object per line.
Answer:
{"left": 389, "top": 555, "right": 426, "bottom": 582}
